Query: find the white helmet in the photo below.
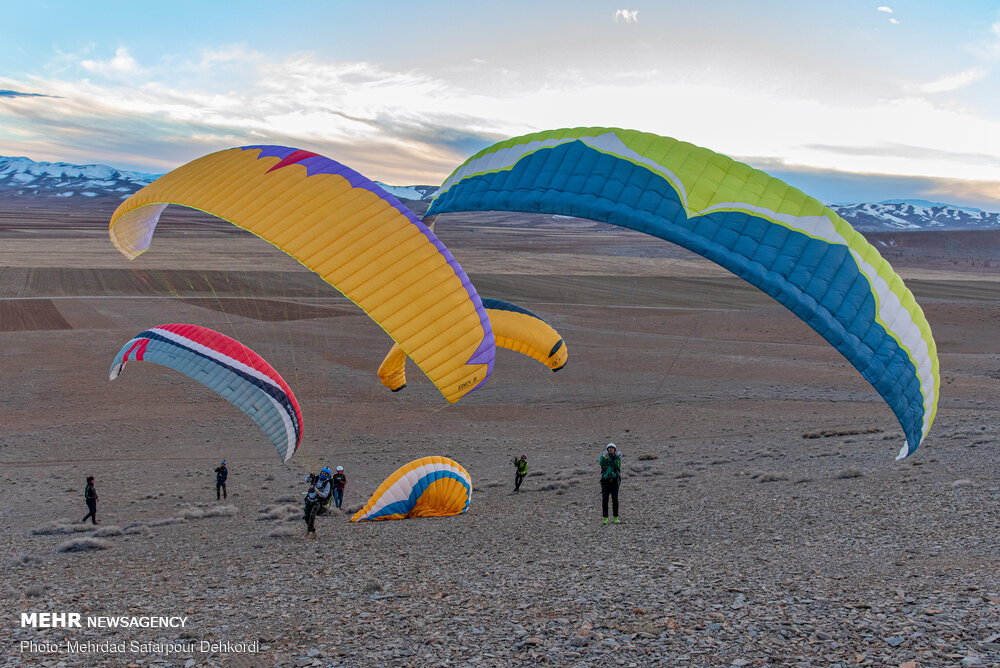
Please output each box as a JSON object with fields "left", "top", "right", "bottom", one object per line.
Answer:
{"left": 606, "top": 443, "right": 616, "bottom": 450}
{"left": 336, "top": 466, "right": 344, "bottom": 472}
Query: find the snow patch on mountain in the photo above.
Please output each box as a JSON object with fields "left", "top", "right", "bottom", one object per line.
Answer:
{"left": 2, "top": 154, "right": 998, "bottom": 232}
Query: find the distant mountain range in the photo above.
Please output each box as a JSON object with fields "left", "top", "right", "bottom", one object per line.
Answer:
{"left": 2, "top": 154, "right": 999, "bottom": 232}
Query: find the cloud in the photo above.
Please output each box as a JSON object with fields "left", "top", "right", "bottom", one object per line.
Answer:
{"left": 80, "top": 47, "right": 144, "bottom": 77}
{"left": 754, "top": 161, "right": 1000, "bottom": 211}
{"left": 877, "top": 6, "right": 893, "bottom": 13}
{"left": 0, "top": 89, "right": 58, "bottom": 98}
{"left": 2, "top": 41, "right": 1000, "bottom": 208}
{"left": 615, "top": 9, "right": 638, "bottom": 24}
{"left": 889, "top": 18, "right": 900, "bottom": 24}
{"left": 910, "top": 68, "right": 988, "bottom": 93}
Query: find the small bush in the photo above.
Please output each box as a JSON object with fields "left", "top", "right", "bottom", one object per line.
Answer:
{"left": 55, "top": 537, "right": 112, "bottom": 553}
{"left": 23, "top": 584, "right": 47, "bottom": 598}
{"left": 835, "top": 468, "right": 864, "bottom": 479}
{"left": 950, "top": 479, "right": 974, "bottom": 489}
{"left": 31, "top": 520, "right": 93, "bottom": 536}
{"left": 754, "top": 472, "right": 789, "bottom": 483}
{"left": 147, "top": 517, "right": 184, "bottom": 527}
{"left": 202, "top": 505, "right": 237, "bottom": 518}
{"left": 7, "top": 553, "right": 43, "bottom": 568}
{"left": 94, "top": 526, "right": 123, "bottom": 537}
{"left": 637, "top": 453, "right": 658, "bottom": 461}
{"left": 268, "top": 526, "right": 299, "bottom": 538}
{"left": 362, "top": 579, "right": 383, "bottom": 594}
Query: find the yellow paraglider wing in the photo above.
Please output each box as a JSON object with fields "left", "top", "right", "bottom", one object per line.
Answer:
{"left": 377, "top": 298, "right": 566, "bottom": 391}
{"left": 351, "top": 456, "right": 472, "bottom": 521}
{"left": 109, "top": 146, "right": 494, "bottom": 403}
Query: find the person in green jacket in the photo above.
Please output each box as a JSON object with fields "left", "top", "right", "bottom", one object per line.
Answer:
{"left": 511, "top": 454, "right": 528, "bottom": 493}
{"left": 600, "top": 443, "right": 622, "bottom": 524}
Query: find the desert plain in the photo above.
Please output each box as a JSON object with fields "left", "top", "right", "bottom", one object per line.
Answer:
{"left": 1, "top": 197, "right": 999, "bottom": 667}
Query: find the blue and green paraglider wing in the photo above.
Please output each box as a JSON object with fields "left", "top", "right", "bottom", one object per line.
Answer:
{"left": 426, "top": 127, "right": 939, "bottom": 459}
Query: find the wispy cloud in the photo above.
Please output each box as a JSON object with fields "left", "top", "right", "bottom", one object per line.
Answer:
{"left": 0, "top": 89, "right": 58, "bottom": 98}
{"left": 877, "top": 6, "right": 893, "bottom": 14}
{"left": 910, "top": 67, "right": 988, "bottom": 93}
{"left": 615, "top": 9, "right": 638, "bottom": 24}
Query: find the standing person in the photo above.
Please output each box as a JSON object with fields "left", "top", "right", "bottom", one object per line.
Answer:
{"left": 303, "top": 473, "right": 320, "bottom": 536}
{"left": 214, "top": 461, "right": 228, "bottom": 500}
{"left": 81, "top": 476, "right": 98, "bottom": 525}
{"left": 511, "top": 454, "right": 528, "bottom": 493}
{"left": 599, "top": 443, "right": 622, "bottom": 525}
{"left": 332, "top": 466, "right": 346, "bottom": 509}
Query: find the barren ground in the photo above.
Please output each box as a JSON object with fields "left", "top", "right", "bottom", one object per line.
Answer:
{"left": 2, "top": 200, "right": 999, "bottom": 667}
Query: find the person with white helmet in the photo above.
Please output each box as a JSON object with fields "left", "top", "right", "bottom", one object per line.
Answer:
{"left": 332, "top": 465, "right": 347, "bottom": 509}
{"left": 599, "top": 443, "right": 622, "bottom": 525}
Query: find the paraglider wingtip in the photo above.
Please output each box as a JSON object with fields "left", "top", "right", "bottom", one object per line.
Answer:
{"left": 895, "top": 441, "right": 912, "bottom": 461}
{"left": 551, "top": 363, "right": 566, "bottom": 373}
{"left": 391, "top": 385, "right": 407, "bottom": 392}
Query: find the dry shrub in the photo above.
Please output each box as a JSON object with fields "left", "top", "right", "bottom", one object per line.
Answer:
{"left": 23, "top": 584, "right": 47, "bottom": 598}
{"left": 202, "top": 505, "right": 237, "bottom": 518}
{"left": 950, "top": 479, "right": 974, "bottom": 488}
{"left": 835, "top": 468, "right": 864, "bottom": 479}
{"left": 637, "top": 453, "right": 658, "bottom": 461}
{"left": 362, "top": 579, "right": 383, "bottom": 594}
{"left": 93, "top": 526, "right": 123, "bottom": 537}
{"left": 31, "top": 520, "right": 93, "bottom": 536}
{"left": 538, "top": 482, "right": 568, "bottom": 492}
{"left": 268, "top": 526, "right": 299, "bottom": 538}
{"left": 147, "top": 517, "right": 184, "bottom": 527}
{"left": 55, "top": 537, "right": 112, "bottom": 553}
{"left": 122, "top": 522, "right": 147, "bottom": 534}
{"left": 258, "top": 504, "right": 299, "bottom": 521}
{"left": 7, "top": 553, "right": 43, "bottom": 568}
{"left": 803, "top": 427, "right": 883, "bottom": 439}
{"left": 753, "top": 471, "right": 789, "bottom": 483}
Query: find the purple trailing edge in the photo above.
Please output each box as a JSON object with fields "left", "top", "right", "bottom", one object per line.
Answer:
{"left": 240, "top": 145, "right": 494, "bottom": 392}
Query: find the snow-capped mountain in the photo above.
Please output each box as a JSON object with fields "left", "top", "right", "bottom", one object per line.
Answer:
{"left": 830, "top": 200, "right": 1000, "bottom": 231}
{"left": 2, "top": 154, "right": 998, "bottom": 231}
{"left": 0, "top": 155, "right": 159, "bottom": 199}
{"left": 374, "top": 183, "right": 438, "bottom": 202}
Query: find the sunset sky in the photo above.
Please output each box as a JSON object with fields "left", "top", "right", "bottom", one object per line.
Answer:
{"left": 2, "top": 1, "right": 999, "bottom": 209}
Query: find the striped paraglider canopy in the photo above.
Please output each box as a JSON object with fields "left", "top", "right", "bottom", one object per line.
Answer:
{"left": 351, "top": 456, "right": 471, "bottom": 522}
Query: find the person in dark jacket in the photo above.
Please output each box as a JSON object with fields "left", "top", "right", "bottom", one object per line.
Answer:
{"left": 599, "top": 443, "right": 622, "bottom": 525}
{"left": 214, "top": 461, "right": 228, "bottom": 500}
{"left": 332, "top": 466, "right": 346, "bottom": 509}
{"left": 81, "top": 476, "right": 98, "bottom": 525}
{"left": 511, "top": 454, "right": 528, "bottom": 493}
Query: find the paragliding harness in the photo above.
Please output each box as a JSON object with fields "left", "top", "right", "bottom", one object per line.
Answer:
{"left": 315, "top": 475, "right": 333, "bottom": 515}
{"left": 303, "top": 474, "right": 321, "bottom": 533}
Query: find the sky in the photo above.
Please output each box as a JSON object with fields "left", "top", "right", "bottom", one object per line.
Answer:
{"left": 2, "top": 0, "right": 1000, "bottom": 209}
